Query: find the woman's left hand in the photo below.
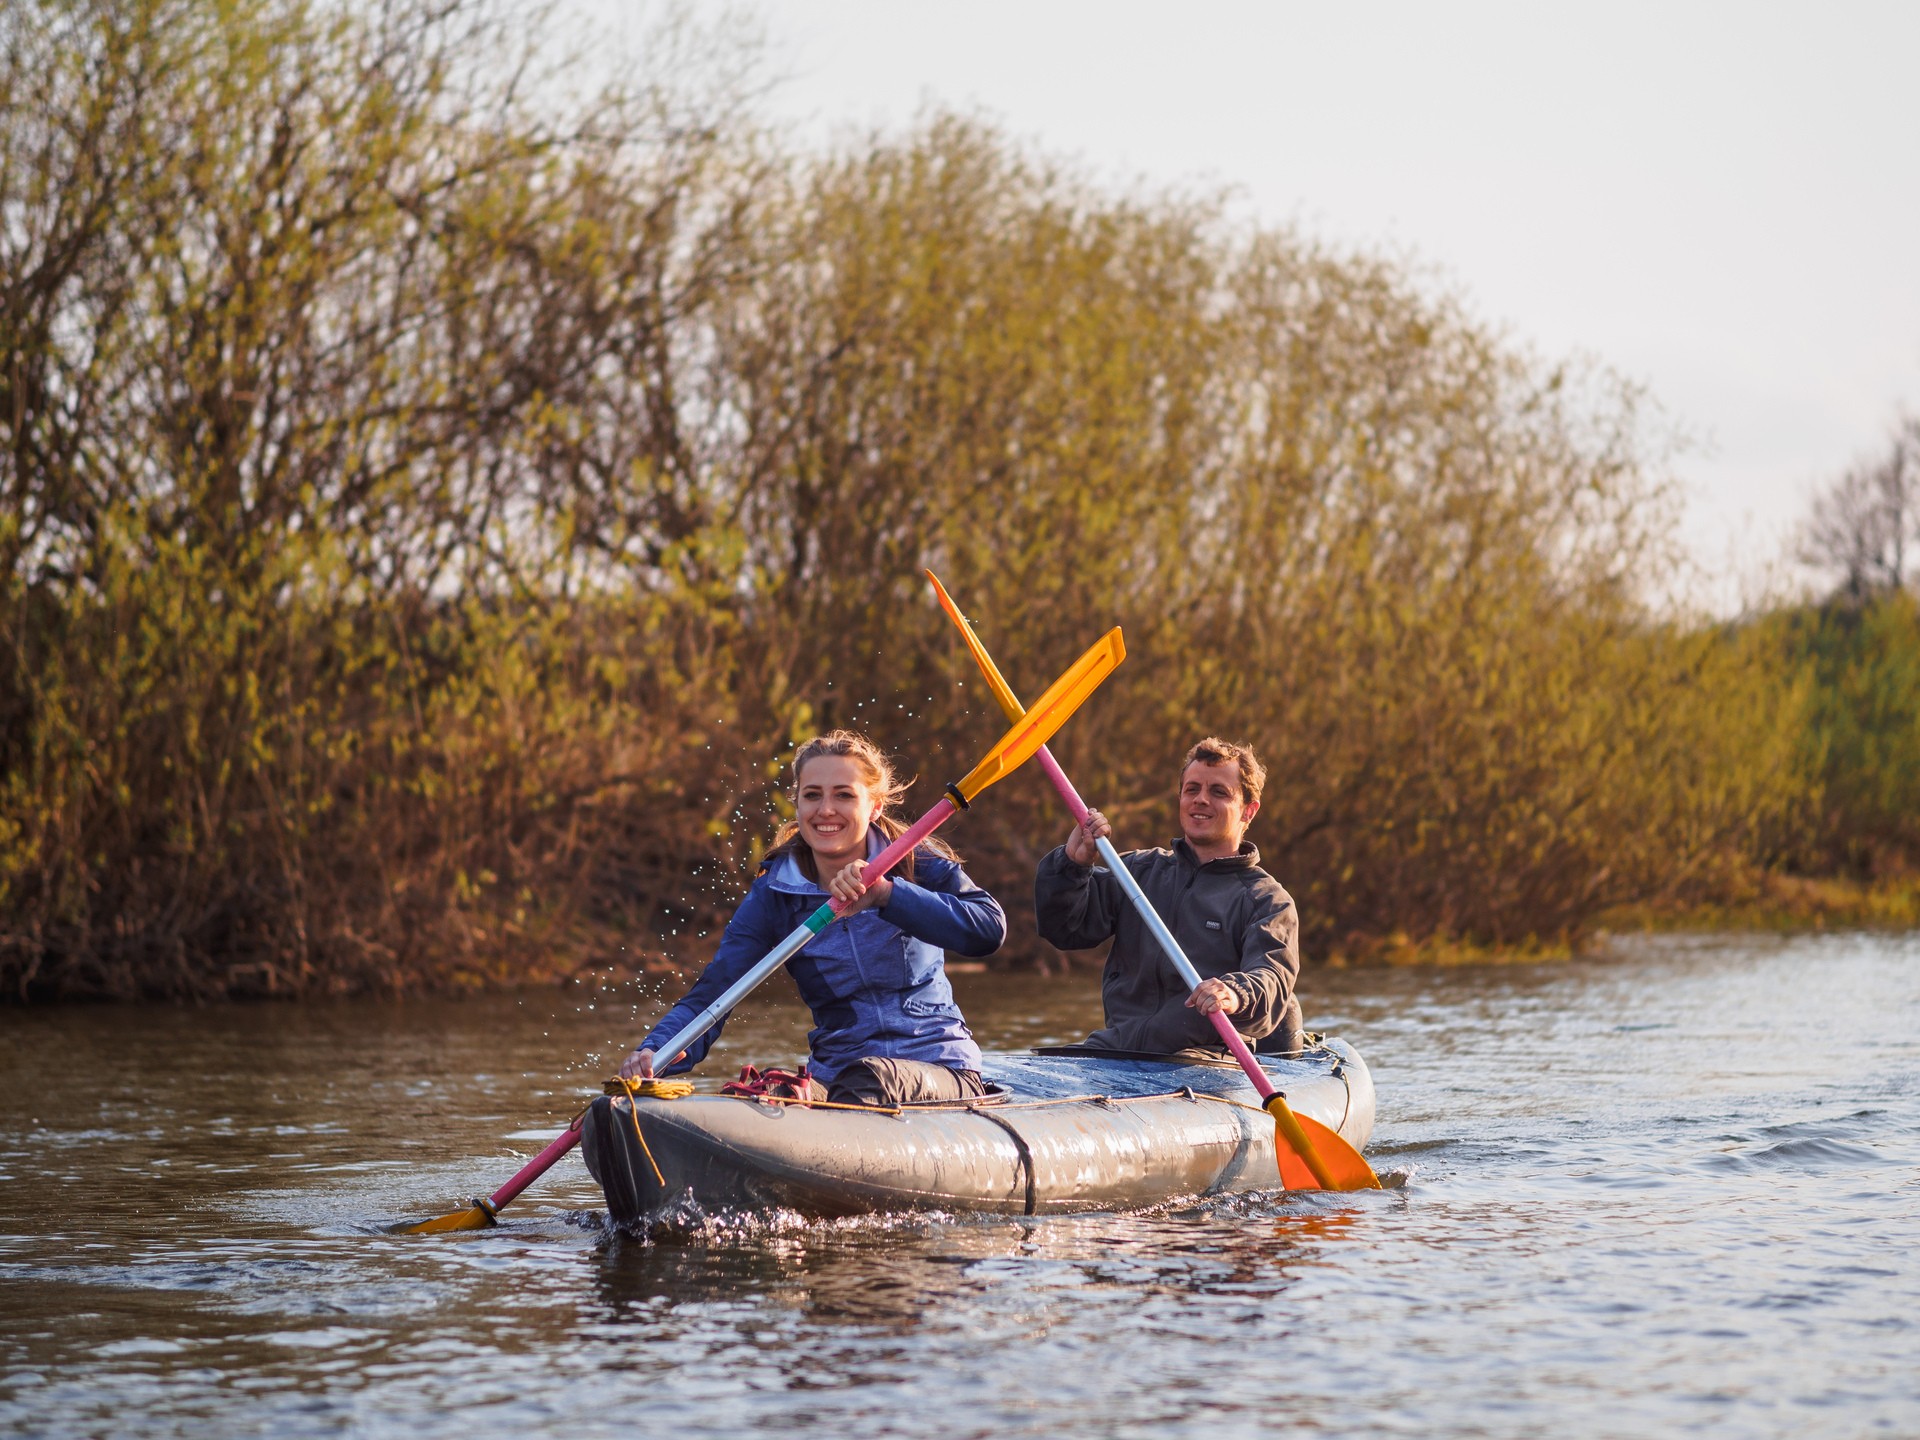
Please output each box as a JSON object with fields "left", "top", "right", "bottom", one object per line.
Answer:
{"left": 1186, "top": 977, "right": 1241, "bottom": 1016}
{"left": 828, "top": 858, "right": 892, "bottom": 913}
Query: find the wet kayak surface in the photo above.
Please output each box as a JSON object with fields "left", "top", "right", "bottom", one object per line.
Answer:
{"left": 3, "top": 931, "right": 1918, "bottom": 1439}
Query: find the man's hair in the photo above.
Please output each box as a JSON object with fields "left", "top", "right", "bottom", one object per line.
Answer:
{"left": 1180, "top": 737, "right": 1266, "bottom": 806}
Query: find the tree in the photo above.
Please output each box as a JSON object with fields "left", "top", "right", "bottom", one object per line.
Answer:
{"left": 1801, "top": 414, "right": 1920, "bottom": 601}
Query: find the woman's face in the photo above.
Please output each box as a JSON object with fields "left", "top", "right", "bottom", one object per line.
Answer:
{"left": 795, "top": 754, "right": 880, "bottom": 869}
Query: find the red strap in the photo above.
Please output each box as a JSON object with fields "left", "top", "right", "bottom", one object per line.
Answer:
{"left": 720, "top": 1063, "right": 813, "bottom": 1104}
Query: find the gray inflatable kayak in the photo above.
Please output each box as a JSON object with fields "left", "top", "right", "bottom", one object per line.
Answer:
{"left": 580, "top": 1040, "right": 1373, "bottom": 1223}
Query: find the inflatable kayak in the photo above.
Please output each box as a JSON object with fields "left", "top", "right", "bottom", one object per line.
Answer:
{"left": 579, "top": 1039, "right": 1373, "bottom": 1223}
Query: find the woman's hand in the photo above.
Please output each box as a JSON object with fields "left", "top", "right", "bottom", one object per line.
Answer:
{"left": 617, "top": 1047, "right": 690, "bottom": 1081}
{"left": 1185, "top": 977, "right": 1241, "bottom": 1016}
{"left": 828, "top": 858, "right": 892, "bottom": 913}
{"left": 1065, "top": 808, "right": 1112, "bottom": 866}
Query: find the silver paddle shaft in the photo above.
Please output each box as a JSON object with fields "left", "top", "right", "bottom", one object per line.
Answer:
{"left": 1091, "top": 834, "right": 1206, "bottom": 992}
{"left": 647, "top": 918, "right": 819, "bottom": 1067}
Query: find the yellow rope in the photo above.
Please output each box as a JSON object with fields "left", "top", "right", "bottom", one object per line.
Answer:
{"left": 603, "top": 1076, "right": 696, "bottom": 1101}
{"left": 603, "top": 1075, "right": 694, "bottom": 1187}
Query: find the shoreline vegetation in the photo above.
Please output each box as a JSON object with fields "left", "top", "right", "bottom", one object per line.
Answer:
{"left": 4, "top": 1, "right": 1916, "bottom": 1001}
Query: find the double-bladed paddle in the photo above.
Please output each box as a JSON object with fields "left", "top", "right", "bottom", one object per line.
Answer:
{"left": 926, "top": 572, "right": 1378, "bottom": 1191}
{"left": 398, "top": 623, "right": 1127, "bottom": 1233}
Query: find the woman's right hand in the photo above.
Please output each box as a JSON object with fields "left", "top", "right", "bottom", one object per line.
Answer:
{"left": 1065, "top": 808, "right": 1112, "bottom": 866}
{"left": 618, "top": 1047, "right": 689, "bottom": 1081}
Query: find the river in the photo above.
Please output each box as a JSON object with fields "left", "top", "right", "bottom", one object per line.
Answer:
{"left": 3, "top": 930, "right": 1918, "bottom": 1438}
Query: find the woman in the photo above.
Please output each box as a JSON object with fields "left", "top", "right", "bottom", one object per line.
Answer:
{"left": 618, "top": 730, "right": 1004, "bottom": 1106}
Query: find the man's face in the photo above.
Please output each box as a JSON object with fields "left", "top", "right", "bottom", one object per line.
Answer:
{"left": 1178, "top": 759, "right": 1259, "bottom": 852}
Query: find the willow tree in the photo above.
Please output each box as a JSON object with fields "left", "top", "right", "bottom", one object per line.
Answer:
{"left": 702, "top": 117, "right": 1811, "bottom": 958}
{"left": 0, "top": 0, "right": 763, "bottom": 997}
{"left": 0, "top": 14, "right": 1813, "bottom": 997}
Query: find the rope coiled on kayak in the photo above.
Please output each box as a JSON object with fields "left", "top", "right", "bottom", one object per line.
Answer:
{"left": 602, "top": 1076, "right": 694, "bottom": 1187}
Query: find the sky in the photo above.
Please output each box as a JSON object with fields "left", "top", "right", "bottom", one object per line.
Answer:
{"left": 642, "top": 2, "right": 1920, "bottom": 608}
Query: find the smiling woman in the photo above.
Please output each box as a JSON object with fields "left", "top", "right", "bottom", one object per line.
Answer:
{"left": 616, "top": 732, "right": 1007, "bottom": 1107}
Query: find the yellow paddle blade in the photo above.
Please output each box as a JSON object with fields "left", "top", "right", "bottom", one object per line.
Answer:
{"left": 952, "top": 626, "right": 1124, "bottom": 802}
{"left": 927, "top": 571, "right": 1028, "bottom": 723}
{"left": 1265, "top": 1094, "right": 1382, "bottom": 1191}
{"left": 391, "top": 1202, "right": 498, "bottom": 1235}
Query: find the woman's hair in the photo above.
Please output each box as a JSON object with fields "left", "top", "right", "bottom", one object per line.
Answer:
{"left": 764, "top": 730, "right": 959, "bottom": 884}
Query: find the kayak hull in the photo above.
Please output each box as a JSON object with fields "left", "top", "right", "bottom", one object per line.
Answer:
{"left": 580, "top": 1042, "right": 1373, "bottom": 1223}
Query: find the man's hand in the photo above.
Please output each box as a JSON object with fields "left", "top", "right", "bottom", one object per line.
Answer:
{"left": 1185, "top": 977, "right": 1241, "bottom": 1016}
{"left": 828, "top": 857, "right": 892, "bottom": 913}
{"left": 1065, "top": 808, "right": 1112, "bottom": 866}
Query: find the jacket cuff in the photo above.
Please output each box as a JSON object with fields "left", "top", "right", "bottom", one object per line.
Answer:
{"left": 1039, "top": 844, "right": 1093, "bottom": 875}
{"left": 1219, "top": 971, "right": 1260, "bottom": 1011}
{"left": 1218, "top": 973, "right": 1282, "bottom": 1038}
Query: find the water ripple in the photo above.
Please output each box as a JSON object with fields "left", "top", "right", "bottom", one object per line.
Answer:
{"left": 4, "top": 933, "right": 1920, "bottom": 1439}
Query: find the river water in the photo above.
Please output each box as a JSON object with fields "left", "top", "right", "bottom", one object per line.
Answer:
{"left": 3, "top": 930, "right": 1918, "bottom": 1438}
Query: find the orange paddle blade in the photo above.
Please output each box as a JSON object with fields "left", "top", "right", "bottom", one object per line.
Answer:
{"left": 1272, "top": 1129, "right": 1321, "bottom": 1191}
{"left": 927, "top": 571, "right": 1028, "bottom": 722}
{"left": 1266, "top": 1094, "right": 1382, "bottom": 1191}
{"left": 952, "top": 626, "right": 1124, "bottom": 801}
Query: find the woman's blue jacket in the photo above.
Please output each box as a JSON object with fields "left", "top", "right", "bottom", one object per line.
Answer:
{"left": 638, "top": 835, "right": 1005, "bottom": 1085}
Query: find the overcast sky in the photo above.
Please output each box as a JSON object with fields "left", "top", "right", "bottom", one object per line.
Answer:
{"left": 658, "top": 1, "right": 1920, "bottom": 607}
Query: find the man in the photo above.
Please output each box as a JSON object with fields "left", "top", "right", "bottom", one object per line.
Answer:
{"left": 1034, "top": 737, "right": 1302, "bottom": 1057}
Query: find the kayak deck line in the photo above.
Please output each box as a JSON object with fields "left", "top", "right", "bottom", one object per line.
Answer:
{"left": 968, "top": 1104, "right": 1038, "bottom": 1214}
{"left": 647, "top": 1086, "right": 1303, "bottom": 1115}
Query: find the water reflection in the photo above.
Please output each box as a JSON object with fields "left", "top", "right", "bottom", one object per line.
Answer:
{"left": 582, "top": 1191, "right": 1390, "bottom": 1342}
{"left": 4, "top": 933, "right": 1920, "bottom": 1439}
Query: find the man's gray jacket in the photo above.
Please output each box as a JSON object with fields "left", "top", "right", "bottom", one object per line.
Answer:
{"left": 1034, "top": 838, "right": 1303, "bottom": 1056}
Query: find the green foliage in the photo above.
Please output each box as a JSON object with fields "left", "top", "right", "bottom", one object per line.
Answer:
{"left": 0, "top": 0, "right": 1823, "bottom": 997}
{"left": 1768, "top": 591, "right": 1920, "bottom": 877}
{"left": 0, "top": 0, "right": 760, "bottom": 996}
{"left": 697, "top": 116, "right": 1815, "bottom": 960}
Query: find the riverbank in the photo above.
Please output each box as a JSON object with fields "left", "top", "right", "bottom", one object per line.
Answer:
{"left": 1200, "top": 874, "right": 1920, "bottom": 972}
{"left": 1596, "top": 871, "right": 1920, "bottom": 937}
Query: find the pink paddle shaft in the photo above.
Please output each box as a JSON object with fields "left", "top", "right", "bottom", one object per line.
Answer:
{"left": 477, "top": 797, "right": 962, "bottom": 1214}
{"left": 1031, "top": 748, "right": 1281, "bottom": 1103}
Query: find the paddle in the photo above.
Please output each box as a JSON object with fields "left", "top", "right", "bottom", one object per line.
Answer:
{"left": 398, "top": 624, "right": 1128, "bottom": 1233}
{"left": 927, "top": 572, "right": 1379, "bottom": 1191}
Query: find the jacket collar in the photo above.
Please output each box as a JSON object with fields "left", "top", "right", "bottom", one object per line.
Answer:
{"left": 1173, "top": 837, "right": 1261, "bottom": 872}
{"left": 765, "top": 828, "right": 888, "bottom": 896}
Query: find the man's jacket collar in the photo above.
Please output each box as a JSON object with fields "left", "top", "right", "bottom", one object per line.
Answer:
{"left": 1172, "top": 837, "right": 1261, "bottom": 872}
